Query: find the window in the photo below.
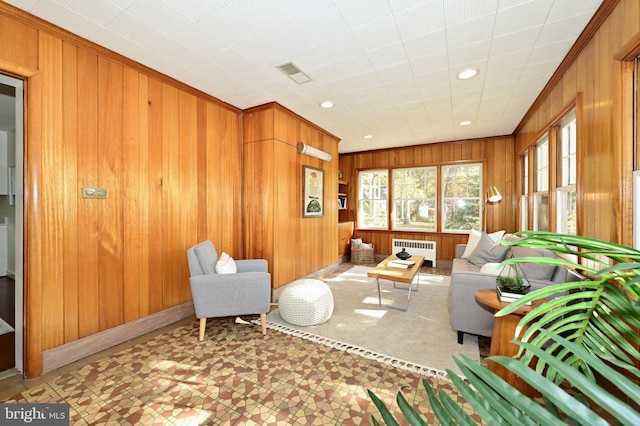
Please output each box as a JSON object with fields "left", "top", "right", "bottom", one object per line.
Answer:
{"left": 520, "top": 153, "right": 528, "bottom": 230}
{"left": 392, "top": 167, "right": 437, "bottom": 231}
{"left": 557, "top": 110, "right": 577, "bottom": 235}
{"left": 358, "top": 169, "right": 388, "bottom": 229}
{"left": 533, "top": 137, "right": 549, "bottom": 231}
{"left": 441, "top": 164, "right": 481, "bottom": 232}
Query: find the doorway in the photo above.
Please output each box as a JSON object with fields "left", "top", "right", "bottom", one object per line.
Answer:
{"left": 0, "top": 73, "right": 24, "bottom": 376}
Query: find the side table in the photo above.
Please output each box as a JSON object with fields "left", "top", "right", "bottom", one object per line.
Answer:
{"left": 475, "top": 288, "right": 546, "bottom": 397}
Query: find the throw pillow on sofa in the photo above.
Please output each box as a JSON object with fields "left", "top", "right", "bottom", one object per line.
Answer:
{"left": 461, "top": 229, "right": 505, "bottom": 258}
{"left": 467, "top": 232, "right": 510, "bottom": 266}
{"left": 511, "top": 246, "right": 557, "bottom": 281}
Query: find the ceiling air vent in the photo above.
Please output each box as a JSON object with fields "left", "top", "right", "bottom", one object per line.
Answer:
{"left": 276, "top": 61, "right": 312, "bottom": 84}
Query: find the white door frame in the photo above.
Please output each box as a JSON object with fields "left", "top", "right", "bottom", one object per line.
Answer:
{"left": 0, "top": 73, "right": 24, "bottom": 374}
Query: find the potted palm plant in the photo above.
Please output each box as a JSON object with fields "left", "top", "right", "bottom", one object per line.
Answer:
{"left": 369, "top": 231, "right": 640, "bottom": 425}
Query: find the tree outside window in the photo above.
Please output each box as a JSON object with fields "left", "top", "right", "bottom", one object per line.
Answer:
{"left": 358, "top": 169, "right": 388, "bottom": 229}
{"left": 392, "top": 167, "right": 437, "bottom": 231}
{"left": 441, "top": 164, "right": 481, "bottom": 232}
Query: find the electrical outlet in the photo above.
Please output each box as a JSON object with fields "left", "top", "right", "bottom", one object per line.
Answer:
{"left": 82, "top": 187, "right": 108, "bottom": 199}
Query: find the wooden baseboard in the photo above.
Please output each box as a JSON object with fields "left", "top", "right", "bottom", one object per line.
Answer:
{"left": 42, "top": 302, "right": 195, "bottom": 374}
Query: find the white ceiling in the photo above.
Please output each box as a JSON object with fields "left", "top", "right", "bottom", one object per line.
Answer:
{"left": 4, "top": 0, "right": 604, "bottom": 152}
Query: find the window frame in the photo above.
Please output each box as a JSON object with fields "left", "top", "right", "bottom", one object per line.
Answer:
{"left": 391, "top": 166, "right": 438, "bottom": 232}
{"left": 357, "top": 169, "right": 389, "bottom": 230}
{"left": 441, "top": 163, "right": 482, "bottom": 233}
{"left": 556, "top": 109, "right": 577, "bottom": 235}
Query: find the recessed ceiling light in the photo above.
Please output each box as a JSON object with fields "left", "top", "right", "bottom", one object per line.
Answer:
{"left": 363, "top": 134, "right": 373, "bottom": 139}
{"left": 457, "top": 68, "right": 479, "bottom": 80}
{"left": 459, "top": 120, "right": 473, "bottom": 126}
{"left": 320, "top": 101, "right": 334, "bottom": 108}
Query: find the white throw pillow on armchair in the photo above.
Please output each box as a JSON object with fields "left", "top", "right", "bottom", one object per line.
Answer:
{"left": 215, "top": 252, "right": 237, "bottom": 274}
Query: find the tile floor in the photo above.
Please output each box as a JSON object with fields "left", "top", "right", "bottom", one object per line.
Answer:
{"left": 0, "top": 261, "right": 487, "bottom": 425}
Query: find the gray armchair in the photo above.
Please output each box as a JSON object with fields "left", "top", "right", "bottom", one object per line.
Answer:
{"left": 187, "top": 240, "right": 271, "bottom": 341}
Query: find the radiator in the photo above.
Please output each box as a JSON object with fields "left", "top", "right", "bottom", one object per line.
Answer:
{"left": 392, "top": 239, "right": 436, "bottom": 267}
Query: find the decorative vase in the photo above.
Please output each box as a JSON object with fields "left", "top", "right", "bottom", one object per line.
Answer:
{"left": 396, "top": 248, "right": 411, "bottom": 260}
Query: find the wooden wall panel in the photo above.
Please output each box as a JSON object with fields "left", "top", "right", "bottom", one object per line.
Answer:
{"left": 338, "top": 136, "right": 515, "bottom": 260}
{"left": 76, "top": 47, "right": 100, "bottom": 339}
{"left": 243, "top": 103, "right": 340, "bottom": 287}
{"left": 147, "top": 77, "right": 165, "bottom": 317}
{"left": 515, "top": 0, "right": 640, "bottom": 246}
{"left": 0, "top": 5, "right": 244, "bottom": 376}
{"left": 98, "top": 57, "right": 125, "bottom": 331}
{"left": 123, "top": 67, "right": 143, "bottom": 323}
{"left": 0, "top": 14, "right": 37, "bottom": 71}
{"left": 62, "top": 42, "right": 79, "bottom": 342}
{"left": 38, "top": 32, "right": 65, "bottom": 354}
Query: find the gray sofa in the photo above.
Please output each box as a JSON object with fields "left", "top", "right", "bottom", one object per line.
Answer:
{"left": 449, "top": 240, "right": 576, "bottom": 344}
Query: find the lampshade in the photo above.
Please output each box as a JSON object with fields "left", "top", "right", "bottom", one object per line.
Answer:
{"left": 486, "top": 186, "right": 502, "bottom": 202}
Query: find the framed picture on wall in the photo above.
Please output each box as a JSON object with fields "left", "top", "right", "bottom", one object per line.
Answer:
{"left": 303, "top": 165, "right": 324, "bottom": 218}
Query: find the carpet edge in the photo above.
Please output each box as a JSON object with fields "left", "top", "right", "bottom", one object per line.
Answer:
{"left": 267, "top": 320, "right": 461, "bottom": 383}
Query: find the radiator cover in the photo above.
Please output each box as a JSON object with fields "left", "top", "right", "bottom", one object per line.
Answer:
{"left": 392, "top": 239, "right": 436, "bottom": 267}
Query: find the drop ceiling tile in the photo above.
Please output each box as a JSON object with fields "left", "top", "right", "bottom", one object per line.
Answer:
{"left": 50, "top": 0, "right": 124, "bottom": 26}
{"left": 447, "top": 41, "right": 491, "bottom": 68}
{"left": 489, "top": 27, "right": 539, "bottom": 56}
{"left": 4, "top": 0, "right": 39, "bottom": 11}
{"left": 547, "top": 0, "right": 605, "bottom": 22}
{"left": 168, "top": 0, "right": 226, "bottom": 21}
{"left": 536, "top": 15, "right": 591, "bottom": 46}
{"left": 198, "top": 7, "right": 258, "bottom": 45}
{"left": 331, "top": 53, "right": 375, "bottom": 78}
{"left": 126, "top": 0, "right": 192, "bottom": 35}
{"left": 444, "top": 0, "right": 499, "bottom": 26}
{"left": 445, "top": 15, "right": 495, "bottom": 49}
{"left": 105, "top": 0, "right": 138, "bottom": 9}
{"left": 353, "top": 16, "right": 402, "bottom": 51}
{"left": 334, "top": 0, "right": 392, "bottom": 28}
{"left": 376, "top": 62, "right": 415, "bottom": 83}
{"left": 172, "top": 24, "right": 226, "bottom": 57}
{"left": 493, "top": 0, "right": 553, "bottom": 37}
{"left": 410, "top": 51, "right": 449, "bottom": 75}
{"left": 105, "top": 12, "right": 168, "bottom": 46}
{"left": 296, "top": 3, "right": 352, "bottom": 41}
{"left": 365, "top": 42, "right": 409, "bottom": 70}
{"left": 394, "top": 1, "right": 446, "bottom": 40}
{"left": 313, "top": 32, "right": 363, "bottom": 63}
{"left": 527, "top": 39, "right": 574, "bottom": 64}
{"left": 403, "top": 30, "right": 447, "bottom": 60}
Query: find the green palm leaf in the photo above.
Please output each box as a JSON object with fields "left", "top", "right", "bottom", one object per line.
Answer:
{"left": 369, "top": 232, "right": 640, "bottom": 425}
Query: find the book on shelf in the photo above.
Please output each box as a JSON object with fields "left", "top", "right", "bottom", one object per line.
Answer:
{"left": 386, "top": 259, "right": 415, "bottom": 269}
{"left": 497, "top": 286, "right": 531, "bottom": 305}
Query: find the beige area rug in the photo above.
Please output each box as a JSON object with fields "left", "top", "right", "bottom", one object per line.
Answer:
{"left": 267, "top": 266, "right": 479, "bottom": 381}
{"left": 0, "top": 317, "right": 14, "bottom": 336}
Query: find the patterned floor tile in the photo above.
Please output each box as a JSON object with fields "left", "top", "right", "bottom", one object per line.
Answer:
{"left": 0, "top": 264, "right": 486, "bottom": 425}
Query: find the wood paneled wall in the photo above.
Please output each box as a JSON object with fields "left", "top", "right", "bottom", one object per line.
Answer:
{"left": 1, "top": 4, "right": 244, "bottom": 376}
{"left": 243, "top": 103, "right": 340, "bottom": 287}
{"left": 514, "top": 0, "right": 639, "bottom": 247}
{"left": 338, "top": 136, "right": 516, "bottom": 260}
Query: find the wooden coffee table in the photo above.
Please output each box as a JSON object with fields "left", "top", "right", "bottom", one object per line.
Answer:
{"left": 475, "top": 288, "right": 547, "bottom": 397}
{"left": 367, "top": 254, "right": 425, "bottom": 311}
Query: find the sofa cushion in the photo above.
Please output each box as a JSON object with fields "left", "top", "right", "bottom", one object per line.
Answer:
{"left": 467, "top": 232, "right": 510, "bottom": 266}
{"left": 462, "top": 229, "right": 505, "bottom": 258}
{"left": 194, "top": 240, "right": 219, "bottom": 275}
{"left": 511, "top": 246, "right": 557, "bottom": 281}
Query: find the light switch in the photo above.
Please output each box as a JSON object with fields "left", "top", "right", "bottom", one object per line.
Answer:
{"left": 82, "top": 187, "right": 108, "bottom": 199}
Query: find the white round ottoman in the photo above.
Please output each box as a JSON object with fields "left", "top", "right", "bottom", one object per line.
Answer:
{"left": 278, "top": 279, "right": 334, "bottom": 326}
